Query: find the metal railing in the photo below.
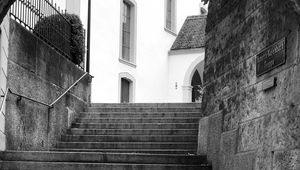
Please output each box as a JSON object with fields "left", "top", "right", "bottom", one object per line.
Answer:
{"left": 9, "top": 88, "right": 52, "bottom": 107}
{"left": 1, "top": 73, "right": 88, "bottom": 109}
{"left": 50, "top": 72, "right": 88, "bottom": 107}
{"left": 9, "top": 0, "right": 84, "bottom": 69}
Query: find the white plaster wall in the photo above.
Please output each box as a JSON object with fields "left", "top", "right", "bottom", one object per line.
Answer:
{"left": 79, "top": 1, "right": 88, "bottom": 31}
{"left": 90, "top": 0, "right": 206, "bottom": 103}
{"left": 90, "top": 0, "right": 121, "bottom": 103}
{"left": 0, "top": 14, "right": 9, "bottom": 151}
{"left": 167, "top": 49, "right": 205, "bottom": 102}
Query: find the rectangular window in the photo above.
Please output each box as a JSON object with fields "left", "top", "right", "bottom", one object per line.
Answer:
{"left": 121, "top": 78, "right": 131, "bottom": 103}
{"left": 166, "top": 0, "right": 172, "bottom": 30}
{"left": 122, "top": 1, "right": 131, "bottom": 61}
{"left": 165, "top": 0, "right": 175, "bottom": 32}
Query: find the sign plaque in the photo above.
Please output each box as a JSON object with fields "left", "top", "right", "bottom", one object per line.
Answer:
{"left": 256, "top": 38, "right": 286, "bottom": 76}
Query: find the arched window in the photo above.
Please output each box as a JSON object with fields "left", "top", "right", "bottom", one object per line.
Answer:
{"left": 121, "top": 78, "right": 131, "bottom": 103}
{"left": 119, "top": 72, "right": 135, "bottom": 103}
{"left": 191, "top": 70, "right": 202, "bottom": 102}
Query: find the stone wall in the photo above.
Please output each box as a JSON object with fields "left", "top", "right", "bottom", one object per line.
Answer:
{"left": 199, "top": 0, "right": 300, "bottom": 169}
{"left": 0, "top": 14, "right": 10, "bottom": 151}
{"left": 5, "top": 19, "right": 92, "bottom": 151}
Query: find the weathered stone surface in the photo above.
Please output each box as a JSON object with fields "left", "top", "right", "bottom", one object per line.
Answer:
{"left": 238, "top": 117, "right": 263, "bottom": 153}
{"left": 207, "top": 111, "right": 223, "bottom": 170}
{"left": 219, "top": 129, "right": 238, "bottom": 170}
{"left": 47, "top": 94, "right": 87, "bottom": 149}
{"left": 233, "top": 152, "right": 255, "bottom": 170}
{"left": 6, "top": 20, "right": 92, "bottom": 151}
{"left": 220, "top": 155, "right": 234, "bottom": 170}
{"left": 9, "top": 20, "right": 37, "bottom": 73}
{"left": 238, "top": 106, "right": 300, "bottom": 153}
{"left": 197, "top": 116, "right": 209, "bottom": 155}
{"left": 273, "top": 149, "right": 300, "bottom": 170}
{"left": 220, "top": 129, "right": 237, "bottom": 156}
{"left": 6, "top": 95, "right": 49, "bottom": 151}
{"left": 204, "top": 0, "right": 300, "bottom": 169}
{"left": 7, "top": 61, "right": 57, "bottom": 104}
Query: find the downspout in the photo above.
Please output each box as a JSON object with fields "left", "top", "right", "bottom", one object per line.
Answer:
{"left": 86, "top": 0, "right": 91, "bottom": 73}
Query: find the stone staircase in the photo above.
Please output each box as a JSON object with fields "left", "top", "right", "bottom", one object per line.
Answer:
{"left": 0, "top": 103, "right": 211, "bottom": 170}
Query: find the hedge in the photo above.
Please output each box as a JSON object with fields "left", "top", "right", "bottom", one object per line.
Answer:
{"left": 34, "top": 13, "right": 85, "bottom": 65}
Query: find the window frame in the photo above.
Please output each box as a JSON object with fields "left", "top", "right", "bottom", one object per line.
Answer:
{"left": 118, "top": 72, "right": 135, "bottom": 103}
{"left": 119, "top": 0, "right": 137, "bottom": 67}
{"left": 164, "top": 0, "right": 177, "bottom": 35}
{"left": 121, "top": 1, "right": 131, "bottom": 61}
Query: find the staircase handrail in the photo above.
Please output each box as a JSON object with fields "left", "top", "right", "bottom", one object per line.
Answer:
{"left": 0, "top": 72, "right": 88, "bottom": 110}
{"left": 50, "top": 72, "right": 88, "bottom": 107}
{"left": 8, "top": 88, "right": 51, "bottom": 107}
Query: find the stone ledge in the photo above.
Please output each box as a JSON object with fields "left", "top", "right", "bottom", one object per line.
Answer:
{"left": 207, "top": 111, "right": 223, "bottom": 170}
{"left": 197, "top": 116, "right": 209, "bottom": 155}
{"left": 220, "top": 129, "right": 238, "bottom": 156}
{"left": 273, "top": 149, "right": 300, "bottom": 170}
{"left": 233, "top": 151, "right": 255, "bottom": 170}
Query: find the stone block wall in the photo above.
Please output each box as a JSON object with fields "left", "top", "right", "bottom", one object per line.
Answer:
{"left": 0, "top": 14, "right": 9, "bottom": 151}
{"left": 199, "top": 0, "right": 300, "bottom": 169}
{"left": 5, "top": 19, "right": 92, "bottom": 151}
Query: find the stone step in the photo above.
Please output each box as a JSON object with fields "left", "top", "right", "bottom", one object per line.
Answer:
{"left": 80, "top": 112, "right": 202, "bottom": 119}
{"left": 61, "top": 135, "right": 197, "bottom": 142}
{"left": 0, "top": 151, "right": 208, "bottom": 165}
{"left": 68, "top": 129, "right": 198, "bottom": 135}
{"left": 71, "top": 123, "right": 199, "bottom": 129}
{"left": 56, "top": 142, "right": 197, "bottom": 150}
{"left": 52, "top": 148, "right": 197, "bottom": 154}
{"left": 1, "top": 161, "right": 211, "bottom": 170}
{"left": 86, "top": 107, "right": 201, "bottom": 112}
{"left": 90, "top": 103, "right": 202, "bottom": 108}
{"left": 76, "top": 117, "right": 200, "bottom": 123}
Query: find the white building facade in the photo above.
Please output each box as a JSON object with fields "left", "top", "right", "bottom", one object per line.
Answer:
{"left": 168, "top": 15, "right": 206, "bottom": 103}
{"left": 90, "top": 0, "right": 207, "bottom": 103}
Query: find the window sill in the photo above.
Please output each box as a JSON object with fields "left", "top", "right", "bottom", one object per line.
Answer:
{"left": 164, "top": 28, "right": 177, "bottom": 36}
{"left": 119, "top": 58, "right": 137, "bottom": 68}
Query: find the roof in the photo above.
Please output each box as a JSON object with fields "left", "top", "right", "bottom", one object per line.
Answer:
{"left": 171, "top": 15, "right": 206, "bottom": 50}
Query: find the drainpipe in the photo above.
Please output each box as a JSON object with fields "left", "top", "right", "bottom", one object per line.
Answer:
{"left": 86, "top": 0, "right": 91, "bottom": 73}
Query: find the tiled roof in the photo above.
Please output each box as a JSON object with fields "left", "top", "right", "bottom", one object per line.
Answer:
{"left": 171, "top": 15, "right": 206, "bottom": 50}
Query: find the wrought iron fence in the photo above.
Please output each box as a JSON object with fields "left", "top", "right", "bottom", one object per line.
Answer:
{"left": 10, "top": 0, "right": 84, "bottom": 69}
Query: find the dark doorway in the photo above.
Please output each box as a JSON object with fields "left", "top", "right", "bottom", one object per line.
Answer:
{"left": 191, "top": 70, "right": 202, "bottom": 102}
{"left": 121, "top": 78, "right": 131, "bottom": 103}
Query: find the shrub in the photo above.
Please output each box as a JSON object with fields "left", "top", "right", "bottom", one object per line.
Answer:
{"left": 34, "top": 13, "right": 84, "bottom": 65}
{"left": 195, "top": 85, "right": 204, "bottom": 103}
